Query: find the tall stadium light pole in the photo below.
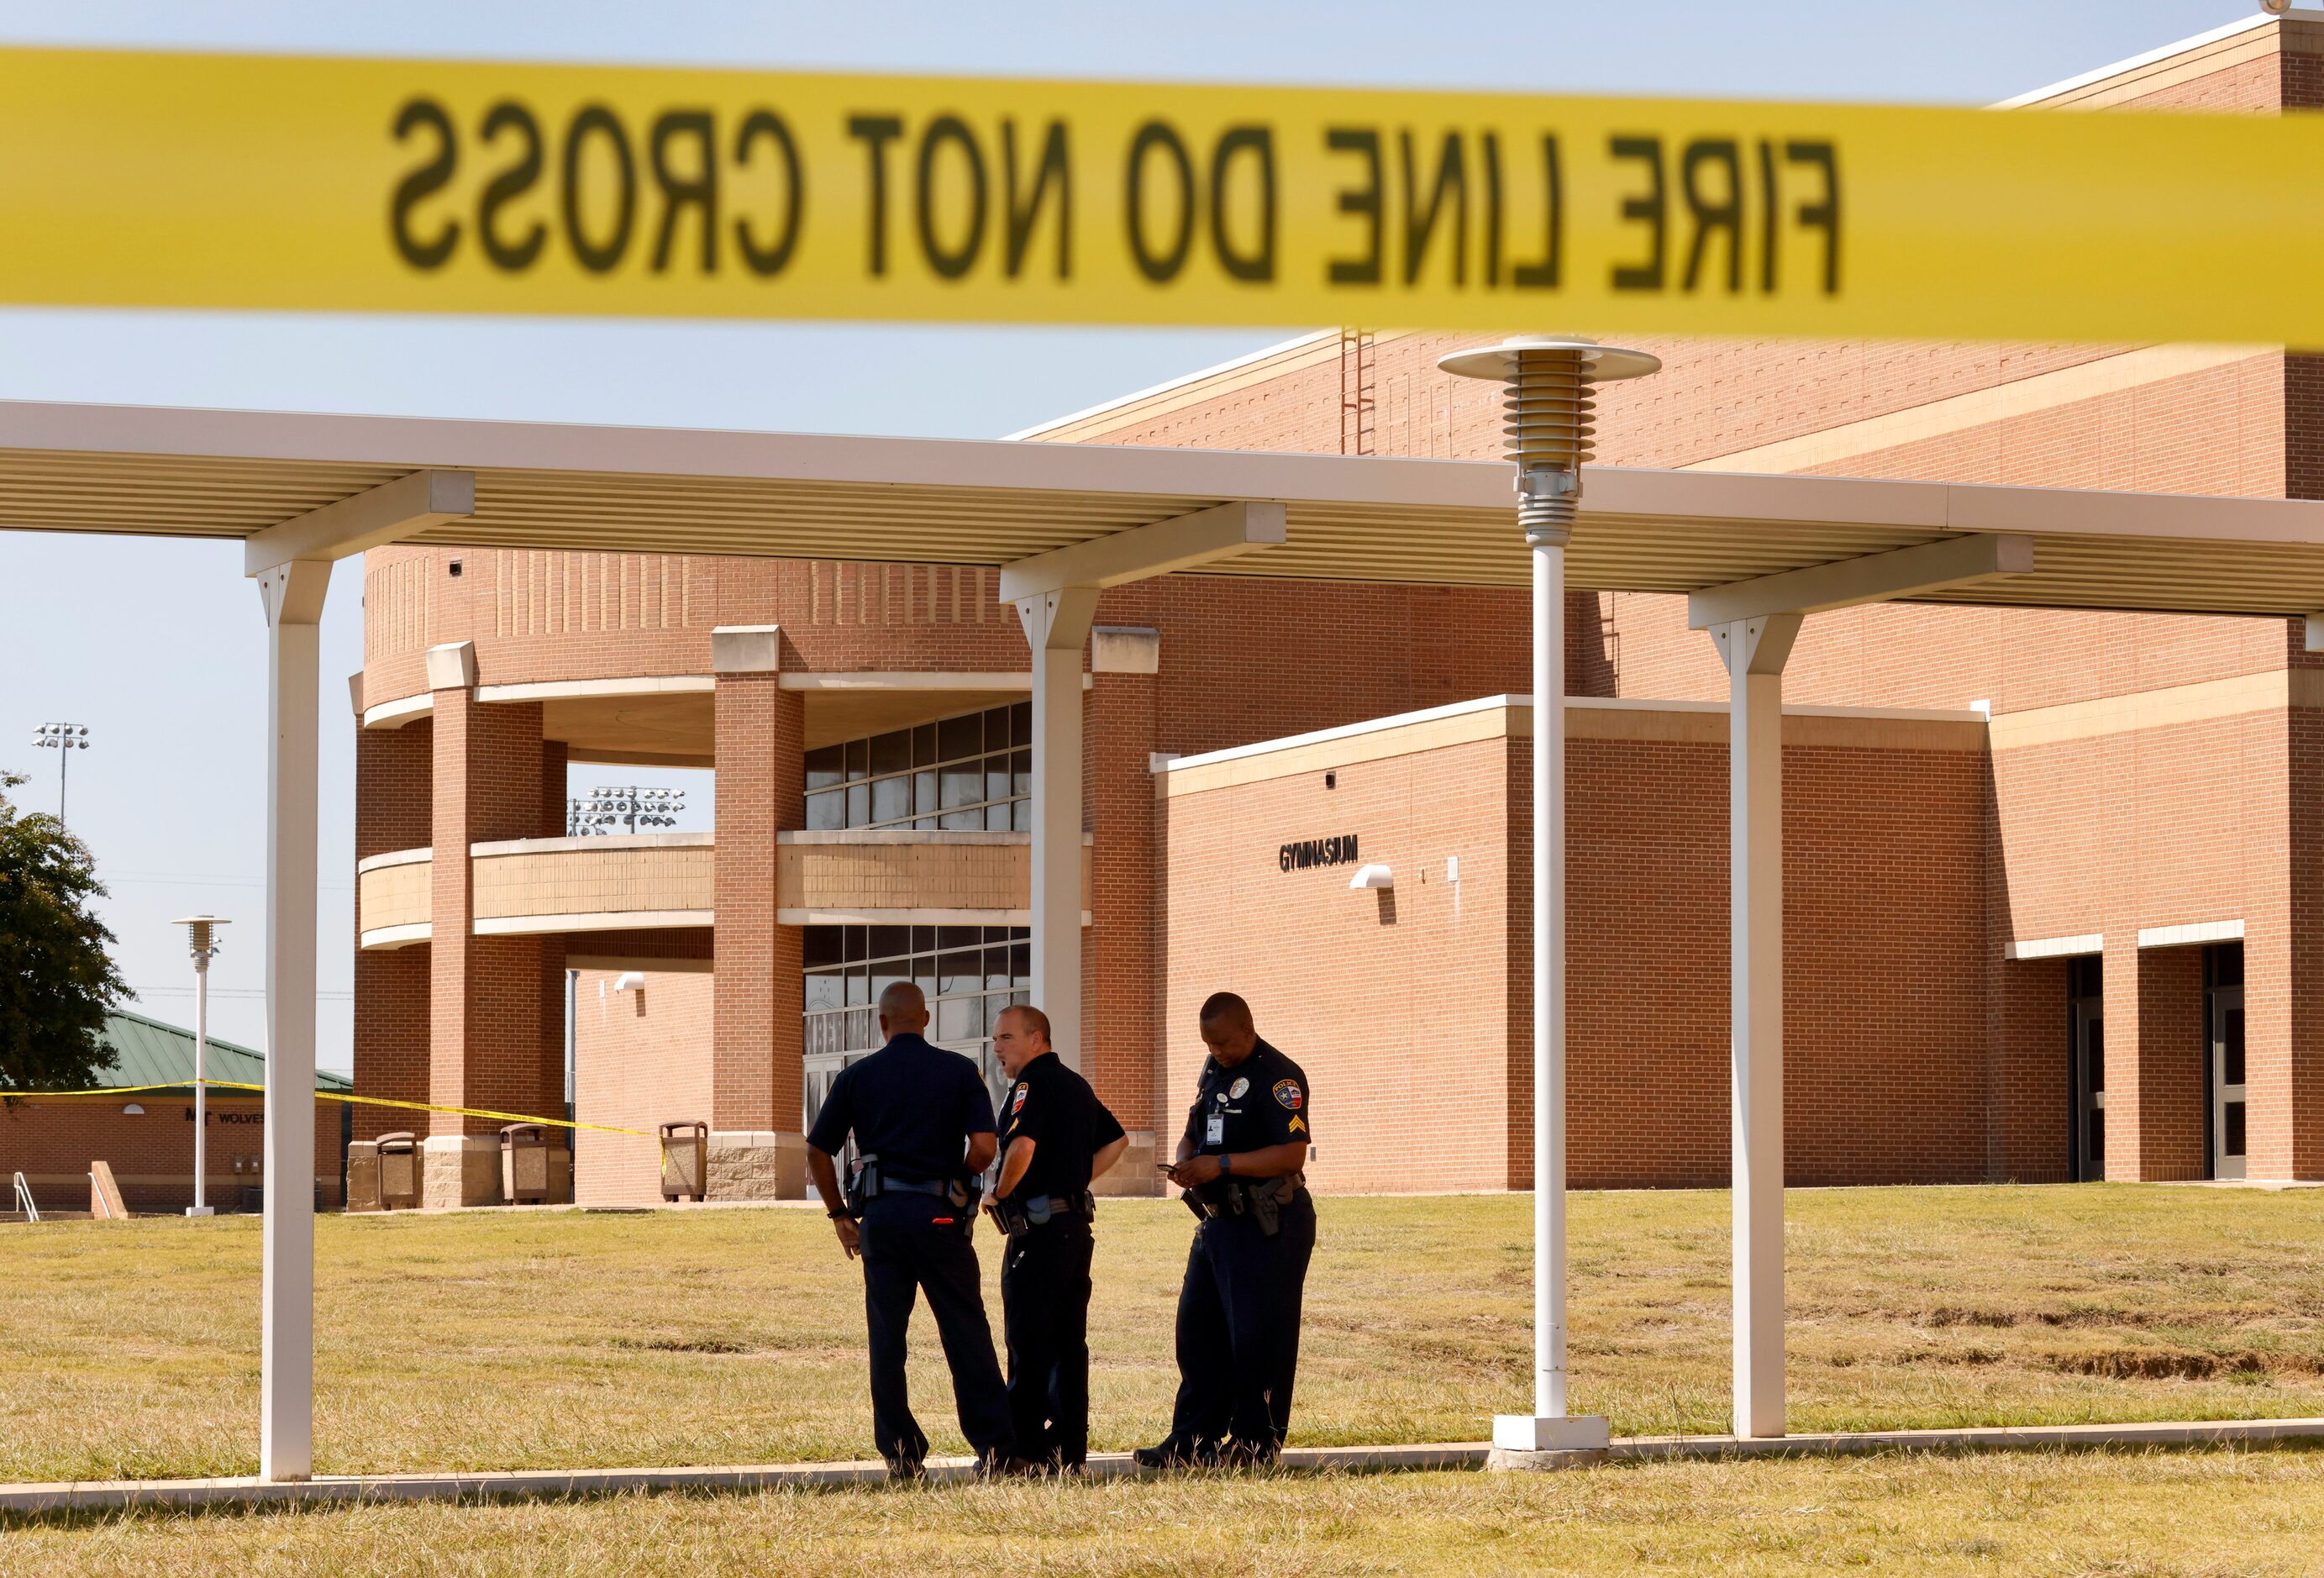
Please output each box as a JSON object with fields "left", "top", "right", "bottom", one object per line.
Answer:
{"left": 171, "top": 916, "right": 231, "bottom": 1217}
{"left": 29, "top": 722, "right": 91, "bottom": 820}
{"left": 1439, "top": 337, "right": 1659, "bottom": 1457}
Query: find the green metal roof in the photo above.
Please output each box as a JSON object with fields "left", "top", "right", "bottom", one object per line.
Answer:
{"left": 93, "top": 1009, "right": 352, "bottom": 1096}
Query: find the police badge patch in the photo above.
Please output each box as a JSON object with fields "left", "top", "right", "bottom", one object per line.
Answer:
{"left": 1229, "top": 1077, "right": 1249, "bottom": 1099}
{"left": 1011, "top": 1084, "right": 1028, "bottom": 1115}
{"left": 1273, "top": 1079, "right": 1303, "bottom": 1111}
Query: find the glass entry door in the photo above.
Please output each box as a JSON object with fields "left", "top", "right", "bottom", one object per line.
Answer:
{"left": 2069, "top": 955, "right": 2104, "bottom": 1181}
{"left": 2211, "top": 985, "right": 2247, "bottom": 1181}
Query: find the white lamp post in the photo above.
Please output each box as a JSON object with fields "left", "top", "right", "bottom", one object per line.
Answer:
{"left": 1439, "top": 335, "right": 1659, "bottom": 1456}
{"left": 171, "top": 915, "right": 230, "bottom": 1217}
{"left": 29, "top": 722, "right": 91, "bottom": 821}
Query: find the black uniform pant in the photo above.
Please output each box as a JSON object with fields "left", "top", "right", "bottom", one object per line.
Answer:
{"left": 1168, "top": 1190, "right": 1317, "bottom": 1449}
{"left": 857, "top": 1196, "right": 1013, "bottom": 1466}
{"left": 1000, "top": 1215, "right": 1095, "bottom": 1466}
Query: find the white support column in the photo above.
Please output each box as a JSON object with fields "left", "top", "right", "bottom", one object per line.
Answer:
{"left": 1492, "top": 535, "right": 1607, "bottom": 1456}
{"left": 1711, "top": 612, "right": 1801, "bottom": 1443}
{"left": 255, "top": 558, "right": 329, "bottom": 1483}
{"left": 1016, "top": 586, "right": 1099, "bottom": 1070}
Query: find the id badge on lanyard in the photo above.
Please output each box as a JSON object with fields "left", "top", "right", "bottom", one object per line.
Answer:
{"left": 1205, "top": 1113, "right": 1226, "bottom": 1147}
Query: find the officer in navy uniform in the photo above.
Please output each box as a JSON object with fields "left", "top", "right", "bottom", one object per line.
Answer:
{"left": 1136, "top": 991, "right": 1317, "bottom": 1468}
{"left": 806, "top": 980, "right": 1016, "bottom": 1478}
{"left": 985, "top": 1002, "right": 1128, "bottom": 1473}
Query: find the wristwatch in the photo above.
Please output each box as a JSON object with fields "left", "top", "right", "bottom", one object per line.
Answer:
{"left": 827, "top": 1207, "right": 850, "bottom": 1219}
{"left": 1217, "top": 1152, "right": 1232, "bottom": 1176}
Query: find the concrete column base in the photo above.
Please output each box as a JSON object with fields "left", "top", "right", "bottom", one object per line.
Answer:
{"left": 420, "top": 1135, "right": 503, "bottom": 1208}
{"left": 707, "top": 1132, "right": 807, "bottom": 1201}
{"left": 1094, "top": 1130, "right": 1164, "bottom": 1197}
{"left": 1485, "top": 1446, "right": 1609, "bottom": 1472}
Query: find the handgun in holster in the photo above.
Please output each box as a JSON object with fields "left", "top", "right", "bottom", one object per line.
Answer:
{"left": 844, "top": 1152, "right": 883, "bottom": 1218}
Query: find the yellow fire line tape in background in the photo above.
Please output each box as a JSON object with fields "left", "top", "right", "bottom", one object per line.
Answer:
{"left": 4, "top": 1080, "right": 655, "bottom": 1139}
{"left": 3, "top": 46, "right": 2323, "bottom": 345}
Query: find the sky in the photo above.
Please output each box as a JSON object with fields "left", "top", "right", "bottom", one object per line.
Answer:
{"left": 0, "top": 0, "right": 2249, "bottom": 1071}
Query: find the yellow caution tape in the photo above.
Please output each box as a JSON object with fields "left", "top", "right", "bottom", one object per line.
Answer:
{"left": 1, "top": 46, "right": 2321, "bottom": 345}
{"left": 5, "top": 1079, "right": 656, "bottom": 1139}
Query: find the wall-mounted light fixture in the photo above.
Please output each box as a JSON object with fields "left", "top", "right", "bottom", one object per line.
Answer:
{"left": 1348, "top": 864, "right": 1394, "bottom": 891}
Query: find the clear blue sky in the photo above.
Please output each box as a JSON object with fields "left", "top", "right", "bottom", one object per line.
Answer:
{"left": 0, "top": 0, "right": 2245, "bottom": 1070}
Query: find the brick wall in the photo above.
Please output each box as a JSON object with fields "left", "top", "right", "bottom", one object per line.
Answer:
{"left": 0, "top": 1097, "right": 344, "bottom": 1213}
{"left": 572, "top": 968, "right": 714, "bottom": 1205}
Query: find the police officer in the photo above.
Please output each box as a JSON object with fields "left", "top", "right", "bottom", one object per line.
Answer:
{"left": 1136, "top": 991, "right": 1317, "bottom": 1468}
{"left": 806, "top": 981, "right": 1017, "bottom": 1479}
{"left": 985, "top": 1003, "right": 1128, "bottom": 1474}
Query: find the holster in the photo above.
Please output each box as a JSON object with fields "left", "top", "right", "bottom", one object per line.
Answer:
{"left": 843, "top": 1153, "right": 882, "bottom": 1218}
{"left": 1188, "top": 1175, "right": 1286, "bottom": 1237}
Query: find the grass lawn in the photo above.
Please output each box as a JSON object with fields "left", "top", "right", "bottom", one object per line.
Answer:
{"left": 11, "top": 1451, "right": 2324, "bottom": 1576}
{"left": 2, "top": 1184, "right": 2321, "bottom": 1485}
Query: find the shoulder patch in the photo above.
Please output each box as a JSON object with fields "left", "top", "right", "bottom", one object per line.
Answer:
{"left": 1010, "top": 1083, "right": 1028, "bottom": 1115}
{"left": 1273, "top": 1079, "right": 1303, "bottom": 1111}
{"left": 1288, "top": 1114, "right": 1308, "bottom": 1136}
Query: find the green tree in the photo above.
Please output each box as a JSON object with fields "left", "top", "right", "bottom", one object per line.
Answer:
{"left": 0, "top": 770, "right": 124, "bottom": 1091}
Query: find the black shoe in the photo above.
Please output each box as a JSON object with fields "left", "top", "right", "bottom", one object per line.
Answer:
{"left": 1133, "top": 1435, "right": 1207, "bottom": 1470}
{"left": 975, "top": 1452, "right": 1039, "bottom": 1480}
{"left": 885, "top": 1455, "right": 927, "bottom": 1482}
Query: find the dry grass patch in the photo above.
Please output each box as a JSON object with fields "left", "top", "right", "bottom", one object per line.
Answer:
{"left": 0, "top": 1184, "right": 2319, "bottom": 1483}
{"left": 9, "top": 1449, "right": 2324, "bottom": 1576}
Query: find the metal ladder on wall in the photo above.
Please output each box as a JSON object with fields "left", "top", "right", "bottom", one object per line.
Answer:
{"left": 1339, "top": 327, "right": 1375, "bottom": 455}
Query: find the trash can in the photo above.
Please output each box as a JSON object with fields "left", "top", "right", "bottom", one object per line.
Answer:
{"left": 502, "top": 1123, "right": 551, "bottom": 1203}
{"left": 345, "top": 1140, "right": 381, "bottom": 1213}
{"left": 377, "top": 1131, "right": 419, "bottom": 1211}
{"left": 660, "top": 1120, "right": 708, "bottom": 1202}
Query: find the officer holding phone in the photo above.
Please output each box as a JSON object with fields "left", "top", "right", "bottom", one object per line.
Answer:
{"left": 1136, "top": 991, "right": 1317, "bottom": 1469}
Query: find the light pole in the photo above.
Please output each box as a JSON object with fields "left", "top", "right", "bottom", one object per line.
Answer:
{"left": 571, "top": 784, "right": 685, "bottom": 835}
{"left": 171, "top": 915, "right": 230, "bottom": 1218}
{"left": 1439, "top": 336, "right": 1659, "bottom": 1456}
{"left": 29, "top": 722, "right": 91, "bottom": 820}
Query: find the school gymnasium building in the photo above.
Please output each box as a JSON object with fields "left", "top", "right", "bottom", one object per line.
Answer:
{"left": 343, "top": 13, "right": 2324, "bottom": 1206}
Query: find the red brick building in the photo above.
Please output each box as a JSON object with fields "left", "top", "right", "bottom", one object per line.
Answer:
{"left": 350, "top": 13, "right": 2324, "bottom": 1202}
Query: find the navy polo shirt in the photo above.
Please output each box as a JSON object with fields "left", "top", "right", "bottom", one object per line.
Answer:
{"left": 806, "top": 1032, "right": 996, "bottom": 1183}
{"left": 999, "top": 1051, "right": 1125, "bottom": 1202}
{"left": 1180, "top": 1039, "right": 1312, "bottom": 1158}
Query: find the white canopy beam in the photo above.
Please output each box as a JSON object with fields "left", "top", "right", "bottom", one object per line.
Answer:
{"left": 1688, "top": 533, "right": 2033, "bottom": 630}
{"left": 243, "top": 469, "right": 474, "bottom": 577}
{"left": 998, "top": 499, "right": 1285, "bottom": 602}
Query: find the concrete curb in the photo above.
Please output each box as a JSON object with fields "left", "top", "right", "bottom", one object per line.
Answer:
{"left": 4, "top": 1420, "right": 2320, "bottom": 1514}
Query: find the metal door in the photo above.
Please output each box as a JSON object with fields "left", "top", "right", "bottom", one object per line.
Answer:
{"left": 2211, "top": 986, "right": 2247, "bottom": 1181}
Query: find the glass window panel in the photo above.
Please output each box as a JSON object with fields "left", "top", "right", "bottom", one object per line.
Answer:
{"left": 913, "top": 723, "right": 939, "bottom": 767}
{"left": 871, "top": 776, "right": 912, "bottom": 825}
{"left": 870, "top": 729, "right": 912, "bottom": 777}
{"left": 2087, "top": 1022, "right": 2104, "bottom": 1094}
{"left": 842, "top": 926, "right": 868, "bottom": 963}
{"left": 915, "top": 771, "right": 938, "bottom": 815}
{"left": 869, "top": 925, "right": 910, "bottom": 961}
{"left": 986, "top": 706, "right": 1012, "bottom": 748}
{"left": 939, "top": 926, "right": 978, "bottom": 950}
{"left": 1011, "top": 700, "right": 1032, "bottom": 744}
{"left": 2225, "top": 1101, "right": 2248, "bottom": 1158}
{"left": 846, "top": 783, "right": 870, "bottom": 827}
{"left": 1009, "top": 942, "right": 1030, "bottom": 984}
{"left": 871, "top": 964, "right": 909, "bottom": 1002}
{"left": 805, "top": 745, "right": 845, "bottom": 792}
{"left": 803, "top": 971, "right": 845, "bottom": 1013}
{"left": 2088, "top": 1107, "right": 2105, "bottom": 1164}
{"left": 912, "top": 926, "right": 935, "bottom": 954}
{"left": 1012, "top": 797, "right": 1031, "bottom": 833}
{"left": 845, "top": 739, "right": 869, "bottom": 780}
{"left": 845, "top": 1007, "right": 875, "bottom": 1050}
{"left": 1012, "top": 749, "right": 1031, "bottom": 797}
{"left": 938, "top": 713, "right": 981, "bottom": 762}
{"left": 939, "top": 808, "right": 982, "bottom": 832}
{"left": 805, "top": 1015, "right": 843, "bottom": 1059}
{"left": 2223, "top": 1006, "right": 2246, "bottom": 1086}
{"left": 806, "top": 790, "right": 846, "bottom": 831}
{"left": 844, "top": 967, "right": 870, "bottom": 1006}
{"left": 935, "top": 995, "right": 980, "bottom": 1043}
{"left": 940, "top": 764, "right": 981, "bottom": 809}
{"left": 1007, "top": 927, "right": 1029, "bottom": 943}
{"left": 939, "top": 951, "right": 981, "bottom": 995}
{"left": 802, "top": 928, "right": 842, "bottom": 970}
{"left": 987, "top": 760, "right": 1012, "bottom": 804}
{"left": 986, "top": 948, "right": 1012, "bottom": 992}
{"left": 914, "top": 817, "right": 936, "bottom": 831}
{"left": 981, "top": 801, "right": 1008, "bottom": 831}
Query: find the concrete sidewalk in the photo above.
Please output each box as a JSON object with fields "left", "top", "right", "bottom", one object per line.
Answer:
{"left": 4, "top": 1418, "right": 2320, "bottom": 1515}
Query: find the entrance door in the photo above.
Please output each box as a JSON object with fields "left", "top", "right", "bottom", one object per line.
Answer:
{"left": 2069, "top": 955, "right": 2105, "bottom": 1181}
{"left": 2211, "top": 985, "right": 2247, "bottom": 1181}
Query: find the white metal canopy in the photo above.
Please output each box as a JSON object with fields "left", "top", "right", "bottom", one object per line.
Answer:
{"left": 10, "top": 395, "right": 2324, "bottom": 1477}
{"left": 9, "top": 398, "right": 2324, "bottom": 613}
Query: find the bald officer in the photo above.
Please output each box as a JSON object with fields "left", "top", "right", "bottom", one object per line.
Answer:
{"left": 986, "top": 1003, "right": 1128, "bottom": 1474}
{"left": 806, "top": 981, "right": 1016, "bottom": 1479}
{"left": 1136, "top": 992, "right": 1317, "bottom": 1468}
